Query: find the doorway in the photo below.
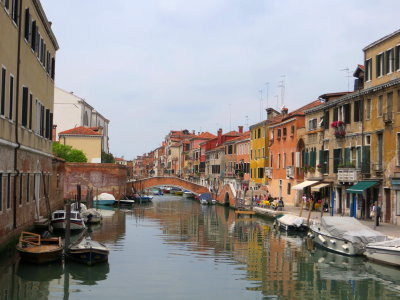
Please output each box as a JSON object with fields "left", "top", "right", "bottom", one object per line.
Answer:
{"left": 385, "top": 188, "right": 391, "bottom": 222}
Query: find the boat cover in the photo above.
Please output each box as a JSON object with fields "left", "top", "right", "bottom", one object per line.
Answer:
{"left": 367, "top": 238, "right": 400, "bottom": 248}
{"left": 321, "top": 216, "right": 387, "bottom": 246}
{"left": 95, "top": 193, "right": 115, "bottom": 200}
{"left": 278, "top": 214, "right": 305, "bottom": 228}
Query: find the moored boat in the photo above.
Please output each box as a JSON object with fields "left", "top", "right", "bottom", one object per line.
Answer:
{"left": 16, "top": 232, "right": 63, "bottom": 264}
{"left": 308, "top": 216, "right": 387, "bottom": 256}
{"left": 365, "top": 238, "right": 400, "bottom": 267}
{"left": 199, "top": 193, "right": 216, "bottom": 205}
{"left": 93, "top": 193, "right": 116, "bottom": 206}
{"left": 68, "top": 235, "right": 109, "bottom": 265}
{"left": 183, "top": 190, "right": 194, "bottom": 198}
{"left": 51, "top": 210, "right": 86, "bottom": 231}
{"left": 274, "top": 214, "right": 307, "bottom": 232}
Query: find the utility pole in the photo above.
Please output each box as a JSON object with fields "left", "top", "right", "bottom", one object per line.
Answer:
{"left": 341, "top": 68, "right": 351, "bottom": 92}
{"left": 265, "top": 82, "right": 269, "bottom": 108}
{"left": 259, "top": 89, "right": 263, "bottom": 121}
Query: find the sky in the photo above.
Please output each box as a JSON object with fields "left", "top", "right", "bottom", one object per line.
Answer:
{"left": 41, "top": 0, "right": 400, "bottom": 159}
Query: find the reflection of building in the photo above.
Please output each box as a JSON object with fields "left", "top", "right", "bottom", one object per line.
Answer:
{"left": 54, "top": 87, "right": 110, "bottom": 154}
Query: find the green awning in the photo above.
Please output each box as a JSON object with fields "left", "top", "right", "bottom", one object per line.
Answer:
{"left": 346, "top": 181, "right": 379, "bottom": 194}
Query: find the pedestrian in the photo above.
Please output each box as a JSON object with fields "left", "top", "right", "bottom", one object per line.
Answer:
{"left": 372, "top": 203, "right": 382, "bottom": 226}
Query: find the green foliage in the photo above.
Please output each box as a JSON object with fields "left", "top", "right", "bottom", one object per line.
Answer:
{"left": 101, "top": 151, "right": 115, "bottom": 163}
{"left": 52, "top": 142, "right": 88, "bottom": 163}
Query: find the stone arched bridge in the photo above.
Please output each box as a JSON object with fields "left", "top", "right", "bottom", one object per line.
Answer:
{"left": 127, "top": 176, "right": 238, "bottom": 207}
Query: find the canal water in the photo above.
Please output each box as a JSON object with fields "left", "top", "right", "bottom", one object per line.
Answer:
{"left": 1, "top": 195, "right": 400, "bottom": 300}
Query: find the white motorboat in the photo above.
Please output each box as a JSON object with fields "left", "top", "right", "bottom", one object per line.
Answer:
{"left": 274, "top": 214, "right": 307, "bottom": 232}
{"left": 365, "top": 238, "right": 400, "bottom": 267}
{"left": 308, "top": 216, "right": 387, "bottom": 256}
{"left": 51, "top": 210, "right": 86, "bottom": 231}
{"left": 93, "top": 193, "right": 116, "bottom": 206}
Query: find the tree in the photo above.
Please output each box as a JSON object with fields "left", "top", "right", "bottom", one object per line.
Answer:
{"left": 53, "top": 142, "right": 88, "bottom": 162}
{"left": 101, "top": 151, "right": 115, "bottom": 163}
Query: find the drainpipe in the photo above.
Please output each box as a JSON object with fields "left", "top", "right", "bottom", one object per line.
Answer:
{"left": 13, "top": 0, "right": 23, "bottom": 228}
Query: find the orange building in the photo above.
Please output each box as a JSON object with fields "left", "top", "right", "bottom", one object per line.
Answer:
{"left": 268, "top": 102, "right": 322, "bottom": 206}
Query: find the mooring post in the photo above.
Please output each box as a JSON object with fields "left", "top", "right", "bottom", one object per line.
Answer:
{"left": 77, "top": 184, "right": 81, "bottom": 212}
{"left": 65, "top": 203, "right": 71, "bottom": 251}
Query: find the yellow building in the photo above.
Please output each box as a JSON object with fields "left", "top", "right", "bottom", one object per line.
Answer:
{"left": 0, "top": 0, "right": 60, "bottom": 245}
{"left": 361, "top": 29, "right": 400, "bottom": 224}
{"left": 249, "top": 108, "right": 280, "bottom": 188}
{"left": 59, "top": 126, "right": 103, "bottom": 163}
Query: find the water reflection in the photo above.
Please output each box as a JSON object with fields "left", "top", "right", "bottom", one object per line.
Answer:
{"left": 1, "top": 196, "right": 400, "bottom": 299}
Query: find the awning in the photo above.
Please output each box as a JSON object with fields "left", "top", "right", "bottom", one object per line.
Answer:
{"left": 292, "top": 181, "right": 319, "bottom": 190}
{"left": 311, "top": 183, "right": 330, "bottom": 192}
{"left": 346, "top": 181, "right": 379, "bottom": 194}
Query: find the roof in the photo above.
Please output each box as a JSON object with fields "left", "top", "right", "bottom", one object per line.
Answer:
{"left": 363, "top": 29, "right": 400, "bottom": 51}
{"left": 196, "top": 132, "right": 216, "bottom": 139}
{"left": 59, "top": 126, "right": 102, "bottom": 136}
{"left": 225, "top": 131, "right": 250, "bottom": 143}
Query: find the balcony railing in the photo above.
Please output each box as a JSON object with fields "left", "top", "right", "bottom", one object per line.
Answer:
{"left": 383, "top": 112, "right": 394, "bottom": 124}
{"left": 265, "top": 167, "right": 272, "bottom": 179}
{"left": 286, "top": 165, "right": 294, "bottom": 178}
{"left": 337, "top": 168, "right": 360, "bottom": 182}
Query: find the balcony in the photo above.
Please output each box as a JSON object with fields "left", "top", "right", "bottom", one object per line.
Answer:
{"left": 337, "top": 168, "right": 360, "bottom": 182}
{"left": 383, "top": 112, "right": 394, "bottom": 124}
{"left": 331, "top": 121, "right": 346, "bottom": 139}
{"left": 265, "top": 167, "right": 272, "bottom": 179}
{"left": 286, "top": 165, "right": 294, "bottom": 178}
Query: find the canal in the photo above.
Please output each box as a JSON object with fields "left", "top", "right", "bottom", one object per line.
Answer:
{"left": 1, "top": 195, "right": 400, "bottom": 300}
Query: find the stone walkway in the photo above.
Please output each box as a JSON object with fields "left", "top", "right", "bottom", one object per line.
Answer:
{"left": 253, "top": 205, "right": 400, "bottom": 239}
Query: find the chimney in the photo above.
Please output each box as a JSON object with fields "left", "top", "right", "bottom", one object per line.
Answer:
{"left": 281, "top": 106, "right": 288, "bottom": 116}
{"left": 52, "top": 124, "right": 57, "bottom": 141}
{"left": 217, "top": 128, "right": 222, "bottom": 145}
{"left": 238, "top": 126, "right": 243, "bottom": 133}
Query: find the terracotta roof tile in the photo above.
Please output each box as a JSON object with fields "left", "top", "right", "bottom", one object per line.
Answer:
{"left": 197, "top": 132, "right": 217, "bottom": 139}
{"left": 59, "top": 126, "right": 102, "bottom": 136}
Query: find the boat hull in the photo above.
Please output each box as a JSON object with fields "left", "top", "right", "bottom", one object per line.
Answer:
{"left": 308, "top": 225, "right": 364, "bottom": 256}
{"left": 68, "top": 249, "right": 109, "bottom": 266}
{"left": 365, "top": 246, "right": 400, "bottom": 267}
{"left": 93, "top": 200, "right": 115, "bottom": 206}
{"left": 51, "top": 219, "right": 85, "bottom": 231}
{"left": 17, "top": 247, "right": 63, "bottom": 264}
{"left": 276, "top": 220, "right": 307, "bottom": 232}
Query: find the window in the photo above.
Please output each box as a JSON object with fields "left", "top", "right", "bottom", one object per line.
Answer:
{"left": 270, "top": 154, "right": 273, "bottom": 168}
{"left": 283, "top": 153, "right": 286, "bottom": 168}
{"left": 29, "top": 94, "right": 32, "bottom": 129}
{"left": 24, "top": 8, "right": 31, "bottom": 41}
{"left": 262, "top": 147, "right": 265, "bottom": 158}
{"left": 26, "top": 174, "right": 30, "bottom": 202}
{"left": 387, "top": 92, "right": 393, "bottom": 116}
{"left": 386, "top": 48, "right": 394, "bottom": 74}
{"left": 343, "top": 103, "right": 351, "bottom": 124}
{"left": 6, "top": 174, "right": 11, "bottom": 209}
{"left": 1, "top": 67, "right": 6, "bottom": 116}
{"left": 396, "top": 191, "right": 400, "bottom": 216}
{"left": 0, "top": 175, "right": 2, "bottom": 212}
{"left": 378, "top": 95, "right": 383, "bottom": 117}
{"left": 353, "top": 100, "right": 361, "bottom": 122}
{"left": 365, "top": 58, "right": 372, "bottom": 81}
{"left": 22, "top": 87, "right": 28, "bottom": 127}
{"left": 308, "top": 118, "right": 317, "bottom": 131}
{"left": 287, "top": 183, "right": 291, "bottom": 195}
{"left": 8, "top": 75, "right": 13, "bottom": 120}
{"left": 291, "top": 152, "right": 294, "bottom": 165}
{"left": 291, "top": 125, "right": 295, "bottom": 135}
{"left": 366, "top": 99, "right": 372, "bottom": 119}
{"left": 398, "top": 90, "right": 400, "bottom": 113}
{"left": 365, "top": 135, "right": 371, "bottom": 145}
{"left": 278, "top": 153, "right": 281, "bottom": 168}
{"left": 257, "top": 128, "right": 261, "bottom": 138}
{"left": 258, "top": 168, "right": 264, "bottom": 179}
{"left": 283, "top": 127, "right": 287, "bottom": 137}
{"left": 228, "top": 145, "right": 233, "bottom": 154}
{"left": 376, "top": 53, "right": 384, "bottom": 78}
{"left": 333, "top": 149, "right": 342, "bottom": 173}
{"left": 397, "top": 133, "right": 400, "bottom": 166}
{"left": 19, "top": 175, "right": 23, "bottom": 205}
{"left": 324, "top": 110, "right": 330, "bottom": 129}
{"left": 4, "top": 0, "right": 10, "bottom": 11}
{"left": 11, "top": 0, "right": 18, "bottom": 24}
{"left": 31, "top": 21, "right": 37, "bottom": 51}
{"left": 396, "top": 45, "right": 400, "bottom": 71}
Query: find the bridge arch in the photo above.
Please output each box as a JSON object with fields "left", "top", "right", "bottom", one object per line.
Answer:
{"left": 128, "top": 177, "right": 209, "bottom": 195}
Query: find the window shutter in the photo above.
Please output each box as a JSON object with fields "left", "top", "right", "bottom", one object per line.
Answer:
{"left": 324, "top": 111, "right": 330, "bottom": 129}
{"left": 333, "top": 107, "right": 338, "bottom": 121}
{"left": 361, "top": 146, "right": 371, "bottom": 174}
{"left": 31, "top": 21, "right": 36, "bottom": 50}
{"left": 333, "top": 149, "right": 341, "bottom": 173}
{"left": 24, "top": 9, "right": 30, "bottom": 41}
{"left": 22, "top": 87, "right": 28, "bottom": 127}
{"left": 295, "top": 152, "right": 300, "bottom": 168}
{"left": 345, "top": 148, "right": 351, "bottom": 165}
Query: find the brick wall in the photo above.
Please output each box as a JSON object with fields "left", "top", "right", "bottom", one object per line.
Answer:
{"left": 64, "top": 163, "right": 128, "bottom": 200}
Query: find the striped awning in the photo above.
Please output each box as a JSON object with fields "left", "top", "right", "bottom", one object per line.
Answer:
{"left": 292, "top": 181, "right": 319, "bottom": 190}
{"left": 311, "top": 183, "right": 330, "bottom": 192}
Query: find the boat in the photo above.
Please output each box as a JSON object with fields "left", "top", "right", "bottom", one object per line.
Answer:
{"left": 308, "top": 216, "right": 387, "bottom": 256}
{"left": 183, "top": 190, "right": 195, "bottom": 198}
{"left": 51, "top": 210, "right": 86, "bottom": 231}
{"left": 150, "top": 188, "right": 163, "bottom": 195}
{"left": 16, "top": 232, "right": 63, "bottom": 264}
{"left": 135, "top": 195, "right": 153, "bottom": 203}
{"left": 274, "top": 214, "right": 307, "bottom": 232}
{"left": 68, "top": 235, "right": 109, "bottom": 265}
{"left": 71, "top": 202, "right": 102, "bottom": 224}
{"left": 93, "top": 193, "right": 115, "bottom": 206}
{"left": 198, "top": 193, "right": 217, "bottom": 205}
{"left": 117, "top": 198, "right": 135, "bottom": 205}
{"left": 365, "top": 238, "right": 400, "bottom": 267}
{"left": 162, "top": 186, "right": 171, "bottom": 194}
{"left": 170, "top": 187, "right": 182, "bottom": 195}
{"left": 175, "top": 190, "right": 183, "bottom": 196}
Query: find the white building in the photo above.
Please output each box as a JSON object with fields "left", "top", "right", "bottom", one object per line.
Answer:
{"left": 53, "top": 87, "right": 110, "bottom": 153}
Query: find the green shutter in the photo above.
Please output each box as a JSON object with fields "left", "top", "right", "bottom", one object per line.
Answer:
{"left": 361, "top": 146, "right": 371, "bottom": 174}
{"left": 345, "top": 148, "right": 351, "bottom": 165}
{"left": 333, "top": 149, "right": 342, "bottom": 173}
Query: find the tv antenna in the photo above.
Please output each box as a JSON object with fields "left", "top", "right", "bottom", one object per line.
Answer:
{"left": 341, "top": 68, "right": 351, "bottom": 92}
{"left": 278, "top": 75, "right": 286, "bottom": 107}
{"left": 259, "top": 89, "right": 263, "bottom": 121}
